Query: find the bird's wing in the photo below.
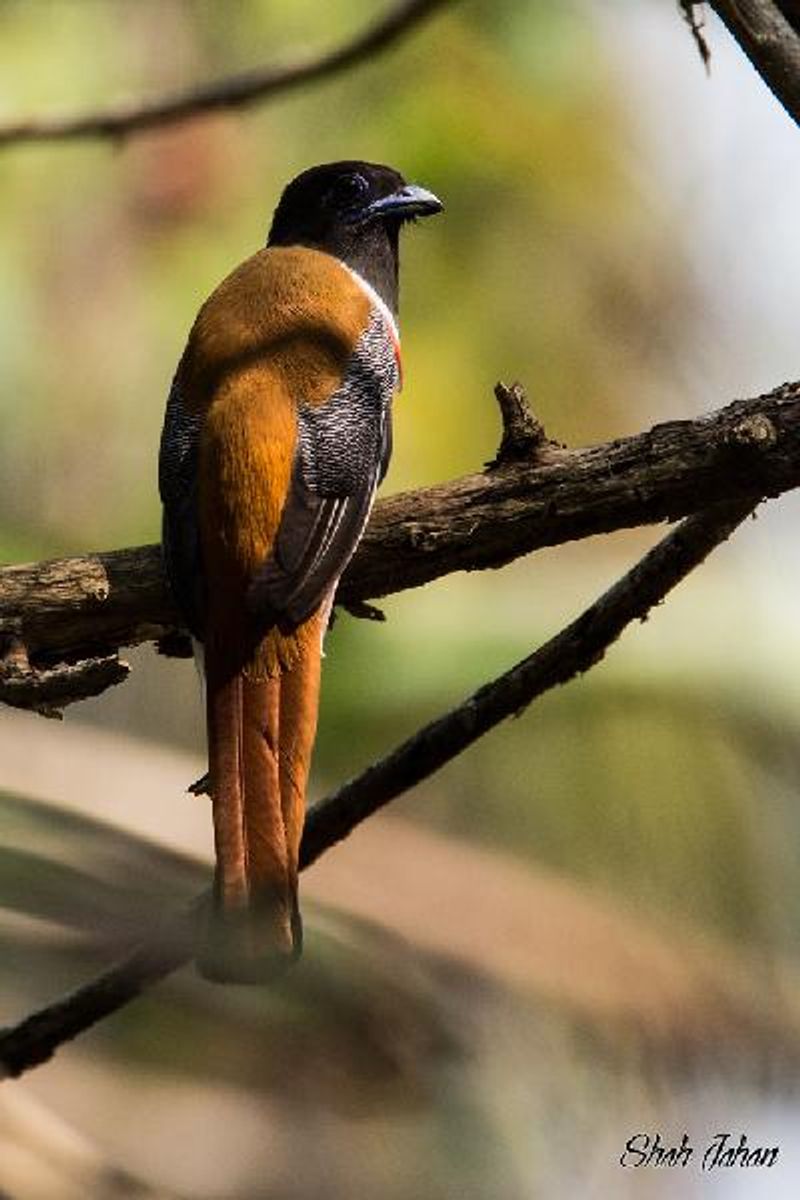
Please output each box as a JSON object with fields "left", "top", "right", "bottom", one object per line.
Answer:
{"left": 159, "top": 374, "right": 205, "bottom": 638}
{"left": 248, "top": 308, "right": 398, "bottom": 628}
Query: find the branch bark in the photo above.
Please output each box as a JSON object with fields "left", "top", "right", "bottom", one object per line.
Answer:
{"left": 1, "top": 379, "right": 797, "bottom": 713}
{"left": 0, "top": 497, "right": 756, "bottom": 1079}
{"left": 0, "top": 0, "right": 452, "bottom": 147}
{"left": 707, "top": 0, "right": 800, "bottom": 128}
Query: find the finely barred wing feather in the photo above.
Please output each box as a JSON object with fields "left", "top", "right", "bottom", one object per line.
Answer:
{"left": 248, "top": 309, "right": 397, "bottom": 627}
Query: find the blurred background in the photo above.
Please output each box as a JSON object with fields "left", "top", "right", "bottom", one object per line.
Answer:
{"left": 2, "top": 0, "right": 800, "bottom": 1196}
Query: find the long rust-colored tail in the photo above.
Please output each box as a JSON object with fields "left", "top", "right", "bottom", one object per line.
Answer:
{"left": 197, "top": 622, "right": 322, "bottom": 983}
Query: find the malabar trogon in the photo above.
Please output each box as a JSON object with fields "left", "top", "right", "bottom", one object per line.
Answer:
{"left": 159, "top": 162, "right": 442, "bottom": 981}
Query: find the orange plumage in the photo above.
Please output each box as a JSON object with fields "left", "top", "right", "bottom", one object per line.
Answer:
{"left": 178, "top": 248, "right": 371, "bottom": 978}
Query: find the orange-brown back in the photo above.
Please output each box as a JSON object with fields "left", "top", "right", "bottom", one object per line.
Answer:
{"left": 179, "top": 246, "right": 372, "bottom": 674}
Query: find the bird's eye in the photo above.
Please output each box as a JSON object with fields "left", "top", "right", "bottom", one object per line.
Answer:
{"left": 327, "top": 172, "right": 370, "bottom": 210}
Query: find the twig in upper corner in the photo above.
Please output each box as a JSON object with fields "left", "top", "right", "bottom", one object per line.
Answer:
{"left": 680, "top": 1, "right": 712, "bottom": 72}
{"left": 708, "top": 0, "right": 800, "bottom": 130}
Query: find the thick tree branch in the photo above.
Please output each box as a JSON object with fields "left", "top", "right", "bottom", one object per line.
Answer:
{"left": 0, "top": 379, "right": 797, "bottom": 713}
{"left": 0, "top": 0, "right": 452, "bottom": 148}
{"left": 0, "top": 497, "right": 756, "bottom": 1078}
{"left": 707, "top": 0, "right": 800, "bottom": 128}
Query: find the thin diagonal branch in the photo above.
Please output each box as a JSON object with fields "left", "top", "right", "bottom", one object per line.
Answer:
{"left": 0, "top": 497, "right": 757, "bottom": 1080}
{"left": 0, "top": 914, "right": 195, "bottom": 1082}
{"left": 0, "top": 0, "right": 452, "bottom": 148}
{"left": 301, "top": 498, "right": 758, "bottom": 864}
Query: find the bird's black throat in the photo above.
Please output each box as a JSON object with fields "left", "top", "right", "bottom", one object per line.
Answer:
{"left": 321, "top": 219, "right": 400, "bottom": 316}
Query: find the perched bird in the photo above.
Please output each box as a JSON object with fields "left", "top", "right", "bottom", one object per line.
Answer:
{"left": 159, "top": 161, "right": 442, "bottom": 981}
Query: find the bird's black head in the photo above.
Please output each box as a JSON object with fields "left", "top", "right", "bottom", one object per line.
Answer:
{"left": 267, "top": 161, "right": 442, "bottom": 315}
